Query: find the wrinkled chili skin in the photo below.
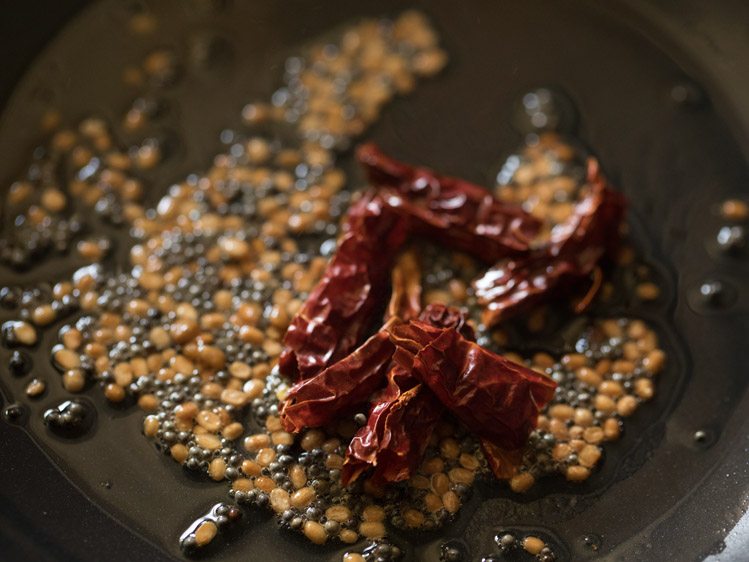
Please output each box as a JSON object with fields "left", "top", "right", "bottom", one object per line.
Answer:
{"left": 341, "top": 359, "right": 443, "bottom": 486}
{"left": 389, "top": 320, "right": 556, "bottom": 451}
{"left": 417, "top": 302, "right": 475, "bottom": 340}
{"left": 279, "top": 192, "right": 409, "bottom": 380}
{"left": 344, "top": 307, "right": 555, "bottom": 485}
{"left": 280, "top": 329, "right": 396, "bottom": 433}
{"left": 281, "top": 144, "right": 542, "bottom": 381}
{"left": 474, "top": 157, "right": 626, "bottom": 327}
{"left": 281, "top": 252, "right": 423, "bottom": 433}
{"left": 341, "top": 307, "right": 473, "bottom": 485}
{"left": 357, "top": 143, "right": 541, "bottom": 262}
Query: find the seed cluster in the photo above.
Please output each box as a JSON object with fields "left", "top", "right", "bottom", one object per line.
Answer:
{"left": 42, "top": 399, "right": 94, "bottom": 438}
{"left": 0, "top": 115, "right": 156, "bottom": 270}
{"left": 2, "top": 10, "right": 456, "bottom": 552}
{"left": 495, "top": 132, "right": 586, "bottom": 242}
{"left": 0, "top": 8, "right": 668, "bottom": 559}
{"left": 485, "top": 137, "right": 666, "bottom": 488}
{"left": 506, "top": 317, "right": 662, "bottom": 489}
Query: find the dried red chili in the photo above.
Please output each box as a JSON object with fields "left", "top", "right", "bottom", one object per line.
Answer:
{"left": 343, "top": 305, "right": 555, "bottom": 484}
{"left": 387, "top": 316, "right": 556, "bottom": 479}
{"left": 280, "top": 252, "right": 423, "bottom": 434}
{"left": 341, "top": 360, "right": 443, "bottom": 485}
{"left": 342, "top": 305, "right": 470, "bottom": 485}
{"left": 279, "top": 191, "right": 409, "bottom": 381}
{"left": 277, "top": 143, "right": 615, "bottom": 485}
{"left": 473, "top": 157, "right": 626, "bottom": 327}
{"left": 357, "top": 142, "right": 541, "bottom": 261}
{"left": 281, "top": 144, "right": 541, "bottom": 381}
{"left": 280, "top": 326, "right": 395, "bottom": 434}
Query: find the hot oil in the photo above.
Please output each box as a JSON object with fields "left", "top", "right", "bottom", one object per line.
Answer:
{"left": 1, "top": 1, "right": 748, "bottom": 562}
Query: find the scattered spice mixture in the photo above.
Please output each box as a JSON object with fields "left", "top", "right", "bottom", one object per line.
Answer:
{"left": 0, "top": 9, "right": 669, "bottom": 561}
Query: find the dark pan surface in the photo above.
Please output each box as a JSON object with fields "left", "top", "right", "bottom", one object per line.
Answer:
{"left": 1, "top": 1, "right": 748, "bottom": 561}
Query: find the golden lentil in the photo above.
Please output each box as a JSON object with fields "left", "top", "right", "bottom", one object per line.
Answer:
{"left": 194, "top": 521, "right": 218, "bottom": 547}
{"left": 523, "top": 536, "right": 545, "bottom": 555}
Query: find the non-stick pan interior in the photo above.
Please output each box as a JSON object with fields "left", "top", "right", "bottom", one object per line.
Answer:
{"left": 1, "top": 1, "right": 748, "bottom": 561}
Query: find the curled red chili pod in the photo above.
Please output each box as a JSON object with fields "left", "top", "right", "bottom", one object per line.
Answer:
{"left": 341, "top": 307, "right": 473, "bottom": 485}
{"left": 357, "top": 143, "right": 541, "bottom": 262}
{"left": 341, "top": 361, "right": 443, "bottom": 486}
{"left": 279, "top": 191, "right": 409, "bottom": 381}
{"left": 281, "top": 252, "right": 424, "bottom": 434}
{"left": 389, "top": 319, "right": 556, "bottom": 452}
{"left": 280, "top": 326, "right": 396, "bottom": 434}
{"left": 474, "top": 157, "right": 626, "bottom": 327}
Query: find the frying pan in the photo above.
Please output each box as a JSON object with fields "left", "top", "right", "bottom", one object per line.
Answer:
{"left": 1, "top": 1, "right": 748, "bottom": 561}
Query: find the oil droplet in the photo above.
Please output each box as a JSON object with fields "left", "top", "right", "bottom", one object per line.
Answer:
{"left": 716, "top": 225, "right": 746, "bottom": 255}
{"left": 700, "top": 281, "right": 726, "bottom": 304}
{"left": 9, "top": 350, "right": 33, "bottom": 376}
{"left": 348, "top": 541, "right": 403, "bottom": 562}
{"left": 670, "top": 81, "right": 705, "bottom": 109}
{"left": 42, "top": 399, "right": 96, "bottom": 438}
{"left": 693, "top": 428, "right": 718, "bottom": 449}
{"left": 3, "top": 403, "right": 27, "bottom": 425}
{"left": 441, "top": 539, "right": 468, "bottom": 561}
{"left": 687, "top": 279, "right": 738, "bottom": 314}
{"left": 0, "top": 286, "right": 19, "bottom": 309}
{"left": 495, "top": 532, "right": 518, "bottom": 552}
{"left": 582, "top": 534, "right": 602, "bottom": 551}
{"left": 511, "top": 87, "right": 577, "bottom": 135}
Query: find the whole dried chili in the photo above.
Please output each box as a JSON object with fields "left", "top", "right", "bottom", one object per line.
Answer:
{"left": 388, "top": 316, "right": 556, "bottom": 475}
{"left": 357, "top": 142, "right": 541, "bottom": 262}
{"left": 280, "top": 252, "right": 422, "bottom": 434}
{"left": 342, "top": 304, "right": 470, "bottom": 486}
{"left": 279, "top": 191, "right": 409, "bottom": 381}
{"left": 473, "top": 157, "right": 626, "bottom": 327}
{"left": 280, "top": 326, "right": 395, "bottom": 434}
